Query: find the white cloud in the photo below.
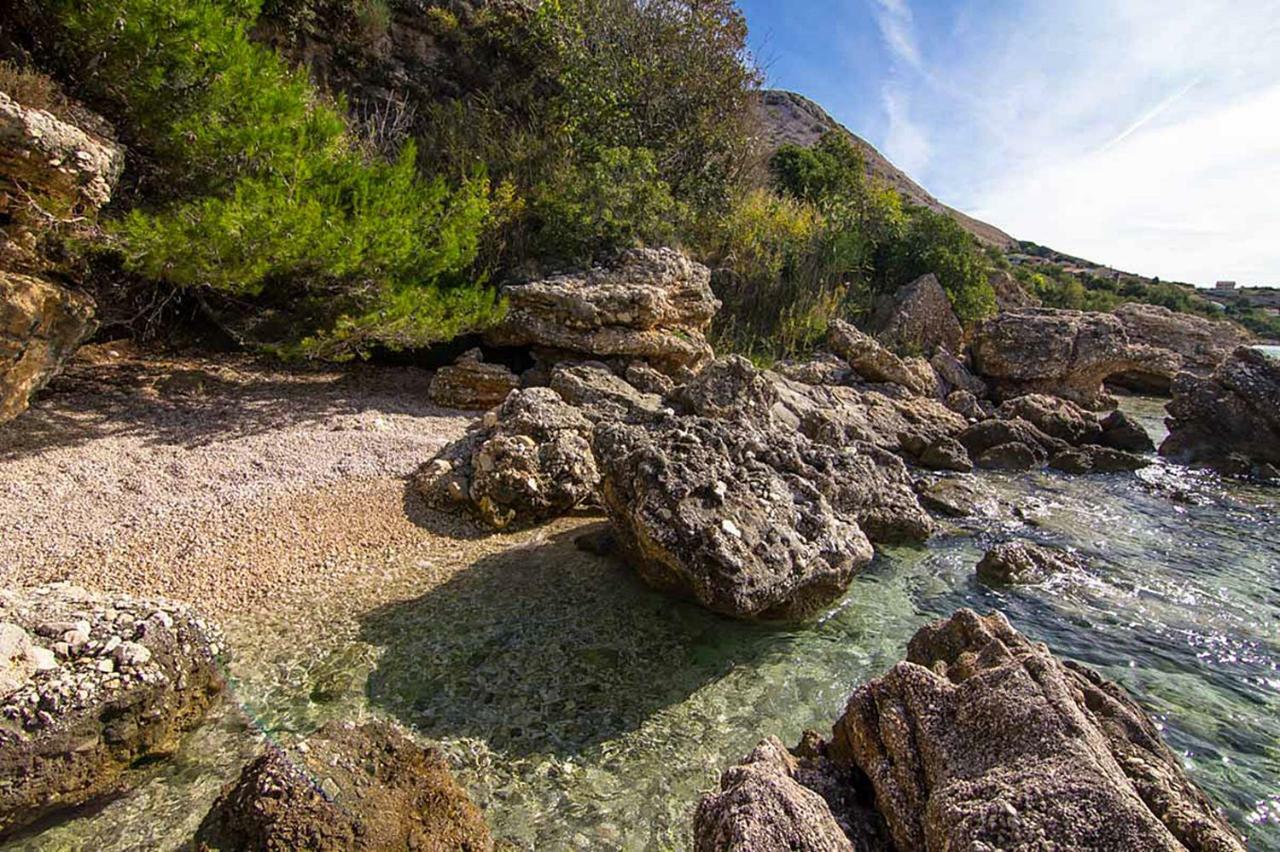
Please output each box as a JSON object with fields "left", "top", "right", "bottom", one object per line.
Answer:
{"left": 882, "top": 86, "right": 931, "bottom": 176}
{"left": 869, "top": 0, "right": 921, "bottom": 70}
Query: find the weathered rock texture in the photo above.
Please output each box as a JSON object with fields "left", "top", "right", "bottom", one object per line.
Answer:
{"left": 988, "top": 269, "right": 1040, "bottom": 311}
{"left": 427, "top": 349, "right": 518, "bottom": 411}
{"left": 976, "top": 541, "right": 1083, "bottom": 585}
{"left": 0, "top": 583, "right": 224, "bottom": 839}
{"left": 0, "top": 270, "right": 96, "bottom": 424}
{"left": 485, "top": 248, "right": 719, "bottom": 374}
{"left": 827, "top": 319, "right": 929, "bottom": 395}
{"left": 592, "top": 416, "right": 875, "bottom": 620}
{"left": 828, "top": 610, "right": 1245, "bottom": 851}
{"left": 414, "top": 387, "right": 600, "bottom": 529}
{"left": 197, "top": 721, "right": 492, "bottom": 851}
{"left": 1114, "top": 303, "right": 1252, "bottom": 389}
{"left": 1161, "top": 346, "right": 1280, "bottom": 479}
{"left": 694, "top": 737, "right": 857, "bottom": 852}
{"left": 971, "top": 308, "right": 1178, "bottom": 409}
{"left": 871, "top": 273, "right": 962, "bottom": 356}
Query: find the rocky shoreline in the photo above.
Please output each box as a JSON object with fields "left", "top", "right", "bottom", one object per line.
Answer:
{"left": 1, "top": 249, "right": 1274, "bottom": 849}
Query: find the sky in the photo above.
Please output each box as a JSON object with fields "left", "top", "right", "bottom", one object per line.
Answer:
{"left": 737, "top": 0, "right": 1280, "bottom": 286}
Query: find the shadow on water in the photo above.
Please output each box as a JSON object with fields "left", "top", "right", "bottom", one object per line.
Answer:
{"left": 358, "top": 524, "right": 794, "bottom": 759}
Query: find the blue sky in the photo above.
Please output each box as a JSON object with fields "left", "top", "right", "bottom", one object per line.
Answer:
{"left": 738, "top": 0, "right": 1280, "bottom": 286}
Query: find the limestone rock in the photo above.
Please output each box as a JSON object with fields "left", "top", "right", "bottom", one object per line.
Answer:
{"left": 827, "top": 610, "right": 1245, "bottom": 852}
{"left": 872, "top": 273, "right": 963, "bottom": 355}
{"left": 977, "top": 541, "right": 1083, "bottom": 585}
{"left": 958, "top": 417, "right": 1065, "bottom": 470}
{"left": 592, "top": 416, "right": 875, "bottom": 620}
{"left": 1099, "top": 410, "right": 1156, "bottom": 453}
{"left": 0, "top": 89, "right": 124, "bottom": 222}
{"left": 917, "top": 436, "right": 973, "bottom": 473}
{"left": 930, "top": 348, "right": 987, "bottom": 398}
{"left": 1160, "top": 347, "right": 1280, "bottom": 478}
{"left": 0, "top": 623, "right": 35, "bottom": 701}
{"left": 1, "top": 269, "right": 96, "bottom": 424}
{"left": 549, "top": 361, "right": 663, "bottom": 422}
{"left": 197, "top": 721, "right": 492, "bottom": 851}
{"left": 667, "top": 355, "right": 780, "bottom": 424}
{"left": 971, "top": 308, "right": 1180, "bottom": 409}
{"left": 1114, "top": 303, "right": 1252, "bottom": 388}
{"left": 484, "top": 248, "right": 719, "bottom": 374}
{"left": 413, "top": 387, "right": 600, "bottom": 529}
{"left": 1051, "top": 446, "right": 1150, "bottom": 475}
{"left": 915, "top": 477, "right": 995, "bottom": 519}
{"left": 773, "top": 353, "right": 854, "bottom": 386}
{"left": 997, "top": 394, "right": 1103, "bottom": 445}
{"left": 827, "top": 319, "right": 929, "bottom": 394}
{"left": 988, "top": 268, "right": 1040, "bottom": 311}
{"left": 694, "top": 737, "right": 855, "bottom": 852}
{"left": 0, "top": 584, "right": 224, "bottom": 839}
{"left": 427, "top": 350, "right": 519, "bottom": 410}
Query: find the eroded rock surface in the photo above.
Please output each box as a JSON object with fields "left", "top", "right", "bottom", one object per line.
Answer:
{"left": 828, "top": 610, "right": 1245, "bottom": 852}
{"left": 485, "top": 248, "right": 719, "bottom": 374}
{"left": 197, "top": 721, "right": 492, "bottom": 851}
{"left": 871, "top": 273, "right": 962, "bottom": 356}
{"left": 413, "top": 387, "right": 600, "bottom": 529}
{"left": 592, "top": 416, "right": 875, "bottom": 620}
{"left": 1114, "top": 303, "right": 1252, "bottom": 387}
{"left": 976, "top": 541, "right": 1083, "bottom": 585}
{"left": 427, "top": 349, "right": 519, "bottom": 411}
{"left": 827, "top": 319, "right": 929, "bottom": 395}
{"left": 1161, "top": 346, "right": 1280, "bottom": 479}
{"left": 0, "top": 584, "right": 223, "bottom": 839}
{"left": 1, "top": 270, "right": 95, "bottom": 424}
{"left": 971, "top": 308, "right": 1178, "bottom": 409}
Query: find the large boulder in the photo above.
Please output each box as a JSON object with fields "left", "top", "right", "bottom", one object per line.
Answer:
{"left": 1160, "top": 347, "right": 1280, "bottom": 479}
{"left": 197, "top": 721, "right": 492, "bottom": 851}
{"left": 0, "top": 584, "right": 224, "bottom": 839}
{"left": 988, "top": 268, "right": 1040, "bottom": 311}
{"left": 548, "top": 361, "right": 664, "bottom": 422}
{"left": 971, "top": 308, "right": 1179, "bottom": 409}
{"left": 827, "top": 610, "right": 1245, "bottom": 851}
{"left": 484, "top": 248, "right": 719, "bottom": 375}
{"left": 996, "top": 394, "right": 1104, "bottom": 446}
{"left": 694, "top": 737, "right": 857, "bottom": 852}
{"left": 427, "top": 349, "right": 519, "bottom": 411}
{"left": 592, "top": 416, "right": 876, "bottom": 620}
{"left": 413, "top": 387, "right": 601, "bottom": 529}
{"left": 1113, "top": 303, "right": 1252, "bottom": 391}
{"left": 871, "top": 273, "right": 963, "bottom": 356}
{"left": 1, "top": 270, "right": 96, "bottom": 424}
{"left": 827, "top": 320, "right": 929, "bottom": 395}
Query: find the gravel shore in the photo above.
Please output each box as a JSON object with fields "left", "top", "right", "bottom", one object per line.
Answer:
{"left": 0, "top": 344, "right": 527, "bottom": 618}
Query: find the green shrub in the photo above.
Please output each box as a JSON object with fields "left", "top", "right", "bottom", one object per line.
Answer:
{"left": 46, "top": 0, "right": 495, "bottom": 357}
{"left": 770, "top": 133, "right": 869, "bottom": 204}
{"left": 883, "top": 206, "right": 996, "bottom": 324}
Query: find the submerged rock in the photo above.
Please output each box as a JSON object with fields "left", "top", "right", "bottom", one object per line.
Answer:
{"left": 697, "top": 610, "right": 1244, "bottom": 851}
{"left": 592, "top": 416, "right": 877, "bottom": 620}
{"left": 1161, "top": 347, "right": 1280, "bottom": 480}
{"left": 829, "top": 610, "right": 1244, "bottom": 851}
{"left": 427, "top": 349, "right": 519, "bottom": 411}
{"left": 1099, "top": 409, "right": 1156, "bottom": 453}
{"left": 976, "top": 541, "right": 1083, "bottom": 585}
{"left": 971, "top": 308, "right": 1179, "bottom": 409}
{"left": 485, "top": 248, "right": 719, "bottom": 375}
{"left": 414, "top": 387, "right": 600, "bottom": 529}
{"left": 197, "top": 721, "right": 492, "bottom": 851}
{"left": 0, "top": 584, "right": 224, "bottom": 839}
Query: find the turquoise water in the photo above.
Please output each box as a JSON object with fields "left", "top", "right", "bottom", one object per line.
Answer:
{"left": 1256, "top": 344, "right": 1280, "bottom": 359}
{"left": 7, "top": 398, "right": 1279, "bottom": 850}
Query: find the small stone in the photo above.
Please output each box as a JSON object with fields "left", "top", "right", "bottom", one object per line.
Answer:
{"left": 113, "top": 642, "right": 152, "bottom": 668}
{"left": 97, "top": 659, "right": 115, "bottom": 674}
{"left": 26, "top": 646, "right": 58, "bottom": 672}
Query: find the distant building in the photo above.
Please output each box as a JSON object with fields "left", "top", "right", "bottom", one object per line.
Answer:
{"left": 1215, "top": 281, "right": 1237, "bottom": 290}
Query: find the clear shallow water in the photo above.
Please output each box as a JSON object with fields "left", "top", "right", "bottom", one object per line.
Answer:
{"left": 1256, "top": 344, "right": 1280, "bottom": 359}
{"left": 7, "top": 397, "right": 1279, "bottom": 851}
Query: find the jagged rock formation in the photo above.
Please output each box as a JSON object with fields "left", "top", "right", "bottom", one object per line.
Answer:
{"left": 548, "top": 361, "right": 663, "bottom": 422}
{"left": 971, "top": 308, "right": 1179, "bottom": 409}
{"left": 1161, "top": 347, "right": 1280, "bottom": 479}
{"left": 930, "top": 348, "right": 987, "bottom": 398}
{"left": 976, "top": 541, "right": 1084, "bottom": 585}
{"left": 485, "top": 248, "right": 720, "bottom": 375}
{"left": 592, "top": 415, "right": 876, "bottom": 620}
{"left": 871, "top": 273, "right": 963, "bottom": 356}
{"left": 197, "top": 721, "right": 492, "bottom": 851}
{"left": 697, "top": 610, "right": 1246, "bottom": 852}
{"left": 827, "top": 319, "right": 930, "bottom": 395}
{"left": 0, "top": 584, "right": 224, "bottom": 839}
{"left": 427, "top": 349, "right": 519, "bottom": 410}
{"left": 413, "top": 387, "right": 600, "bottom": 529}
{"left": 0, "top": 270, "right": 95, "bottom": 424}
{"left": 1113, "top": 303, "right": 1252, "bottom": 391}
{"left": 988, "top": 268, "right": 1040, "bottom": 311}
{"left": 754, "top": 90, "right": 1015, "bottom": 249}
{"left": 0, "top": 89, "right": 122, "bottom": 424}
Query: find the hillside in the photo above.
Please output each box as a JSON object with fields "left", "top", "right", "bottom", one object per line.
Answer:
{"left": 755, "top": 89, "right": 1016, "bottom": 249}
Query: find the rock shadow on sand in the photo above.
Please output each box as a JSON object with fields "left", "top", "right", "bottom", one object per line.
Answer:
{"left": 358, "top": 524, "right": 790, "bottom": 758}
